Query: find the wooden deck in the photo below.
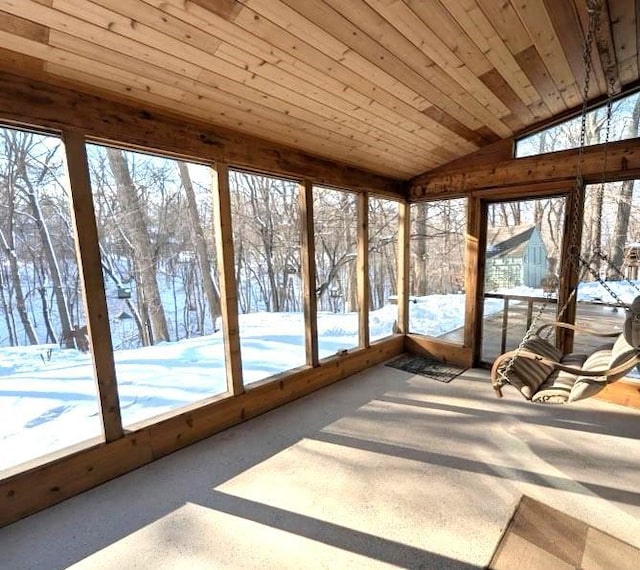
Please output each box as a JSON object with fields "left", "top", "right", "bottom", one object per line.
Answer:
{"left": 438, "top": 297, "right": 628, "bottom": 364}
{"left": 438, "top": 296, "right": 640, "bottom": 408}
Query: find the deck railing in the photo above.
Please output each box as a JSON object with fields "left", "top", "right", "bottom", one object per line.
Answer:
{"left": 484, "top": 292, "right": 559, "bottom": 354}
{"left": 483, "top": 293, "right": 624, "bottom": 354}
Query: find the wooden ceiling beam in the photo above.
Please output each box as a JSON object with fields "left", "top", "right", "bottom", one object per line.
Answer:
{"left": 592, "top": 0, "right": 622, "bottom": 94}
{"left": 408, "top": 136, "right": 640, "bottom": 198}
{"left": 0, "top": 71, "right": 405, "bottom": 196}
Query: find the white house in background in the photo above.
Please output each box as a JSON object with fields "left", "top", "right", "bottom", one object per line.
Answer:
{"left": 485, "top": 225, "right": 548, "bottom": 290}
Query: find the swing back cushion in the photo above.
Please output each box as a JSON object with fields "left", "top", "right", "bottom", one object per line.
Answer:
{"left": 567, "top": 339, "right": 621, "bottom": 402}
{"left": 569, "top": 305, "right": 640, "bottom": 402}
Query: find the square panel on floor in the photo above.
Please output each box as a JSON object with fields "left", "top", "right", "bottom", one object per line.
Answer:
{"left": 490, "top": 496, "right": 640, "bottom": 570}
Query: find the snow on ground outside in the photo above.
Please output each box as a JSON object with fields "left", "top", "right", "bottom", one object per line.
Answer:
{"left": 2, "top": 282, "right": 639, "bottom": 472}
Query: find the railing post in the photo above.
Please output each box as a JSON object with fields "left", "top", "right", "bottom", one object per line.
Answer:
{"left": 501, "top": 297, "right": 509, "bottom": 354}
{"left": 526, "top": 298, "right": 534, "bottom": 331}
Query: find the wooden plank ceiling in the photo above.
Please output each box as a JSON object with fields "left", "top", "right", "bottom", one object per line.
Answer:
{"left": 0, "top": 0, "right": 637, "bottom": 180}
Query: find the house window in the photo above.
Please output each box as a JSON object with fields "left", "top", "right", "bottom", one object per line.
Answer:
{"left": 314, "top": 187, "right": 358, "bottom": 357}
{"left": 368, "top": 196, "right": 399, "bottom": 342}
{"left": 230, "top": 170, "right": 306, "bottom": 383}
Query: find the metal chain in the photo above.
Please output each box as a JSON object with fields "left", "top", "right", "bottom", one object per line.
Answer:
{"left": 577, "top": 253, "right": 628, "bottom": 307}
{"left": 595, "top": 250, "right": 640, "bottom": 296}
{"left": 495, "top": 6, "right": 598, "bottom": 392}
{"left": 557, "top": 4, "right": 598, "bottom": 322}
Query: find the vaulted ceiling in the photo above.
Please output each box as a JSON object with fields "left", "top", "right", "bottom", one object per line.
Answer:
{"left": 0, "top": 0, "right": 637, "bottom": 180}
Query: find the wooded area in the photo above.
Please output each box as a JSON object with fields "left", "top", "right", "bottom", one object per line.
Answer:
{"left": 0, "top": 134, "right": 401, "bottom": 353}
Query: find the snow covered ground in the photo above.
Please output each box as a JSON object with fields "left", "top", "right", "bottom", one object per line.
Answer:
{"left": 2, "top": 282, "right": 640, "bottom": 473}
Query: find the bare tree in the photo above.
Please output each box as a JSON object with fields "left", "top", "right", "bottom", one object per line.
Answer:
{"left": 231, "top": 171, "right": 301, "bottom": 313}
{"left": 106, "top": 147, "right": 169, "bottom": 344}
{"left": 178, "top": 162, "right": 221, "bottom": 323}
{"left": 11, "top": 133, "right": 73, "bottom": 345}
{"left": 314, "top": 188, "right": 357, "bottom": 313}
{"left": 608, "top": 97, "right": 640, "bottom": 278}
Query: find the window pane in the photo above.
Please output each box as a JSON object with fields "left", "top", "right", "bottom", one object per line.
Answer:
{"left": 409, "top": 199, "right": 467, "bottom": 338}
{"left": 516, "top": 92, "right": 640, "bottom": 158}
{"left": 87, "top": 144, "right": 226, "bottom": 426}
{"left": 482, "top": 197, "right": 566, "bottom": 363}
{"left": 229, "top": 170, "right": 305, "bottom": 384}
{"left": 574, "top": 182, "right": 638, "bottom": 355}
{"left": 314, "top": 188, "right": 358, "bottom": 358}
{"left": 0, "top": 127, "right": 102, "bottom": 474}
{"left": 368, "top": 197, "right": 399, "bottom": 341}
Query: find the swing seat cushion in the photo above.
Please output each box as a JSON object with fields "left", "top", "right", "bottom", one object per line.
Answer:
{"left": 566, "top": 344, "right": 614, "bottom": 402}
{"left": 532, "top": 353, "right": 588, "bottom": 404}
{"left": 499, "top": 335, "right": 563, "bottom": 400}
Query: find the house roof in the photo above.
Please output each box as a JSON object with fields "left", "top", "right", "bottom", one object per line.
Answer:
{"left": 0, "top": 1, "right": 634, "bottom": 180}
{"left": 486, "top": 225, "right": 537, "bottom": 259}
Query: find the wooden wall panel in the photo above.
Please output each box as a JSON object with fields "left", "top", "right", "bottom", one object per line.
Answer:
{"left": 405, "top": 335, "right": 473, "bottom": 369}
{"left": 0, "top": 432, "right": 152, "bottom": 527}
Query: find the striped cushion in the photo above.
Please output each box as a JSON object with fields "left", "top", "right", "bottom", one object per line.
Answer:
{"left": 609, "top": 332, "right": 638, "bottom": 380}
{"left": 500, "top": 336, "right": 562, "bottom": 400}
{"left": 568, "top": 344, "right": 613, "bottom": 403}
{"left": 533, "top": 353, "right": 587, "bottom": 404}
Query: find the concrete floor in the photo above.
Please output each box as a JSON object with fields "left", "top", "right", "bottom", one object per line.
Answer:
{"left": 1, "top": 364, "right": 639, "bottom": 569}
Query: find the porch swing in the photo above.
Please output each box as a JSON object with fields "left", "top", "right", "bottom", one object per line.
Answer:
{"left": 490, "top": 284, "right": 640, "bottom": 405}
{"left": 490, "top": 1, "right": 640, "bottom": 404}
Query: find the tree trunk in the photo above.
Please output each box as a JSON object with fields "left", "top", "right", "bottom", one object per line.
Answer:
{"left": 0, "top": 260, "right": 17, "bottom": 345}
{"left": 0, "top": 228, "right": 38, "bottom": 344}
{"left": 413, "top": 203, "right": 427, "bottom": 295}
{"left": 106, "top": 147, "right": 169, "bottom": 343}
{"left": 177, "top": 162, "right": 221, "bottom": 323}
{"left": 249, "top": 184, "right": 280, "bottom": 311}
{"left": 607, "top": 98, "right": 640, "bottom": 279}
{"left": 33, "top": 259, "right": 58, "bottom": 343}
{"left": 21, "top": 173, "right": 73, "bottom": 345}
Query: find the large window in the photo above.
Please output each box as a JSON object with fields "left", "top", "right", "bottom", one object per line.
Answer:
{"left": 87, "top": 145, "right": 227, "bottom": 426}
{"left": 314, "top": 187, "right": 359, "bottom": 358}
{"left": 0, "top": 127, "right": 102, "bottom": 474}
{"left": 516, "top": 91, "right": 640, "bottom": 158}
{"left": 481, "top": 196, "right": 566, "bottom": 363}
{"left": 229, "top": 170, "right": 305, "bottom": 384}
{"left": 574, "top": 181, "right": 640, "bottom": 355}
{"left": 0, "top": 127, "right": 405, "bottom": 478}
{"left": 409, "top": 198, "right": 467, "bottom": 338}
{"left": 368, "top": 197, "right": 399, "bottom": 341}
